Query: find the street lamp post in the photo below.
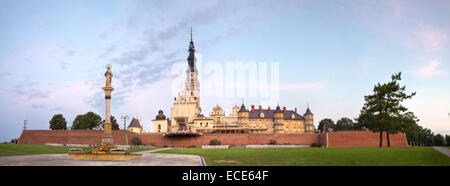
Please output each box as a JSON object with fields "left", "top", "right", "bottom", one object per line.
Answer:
{"left": 121, "top": 115, "right": 129, "bottom": 148}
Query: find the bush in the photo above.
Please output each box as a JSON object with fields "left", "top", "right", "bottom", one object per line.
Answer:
{"left": 209, "top": 139, "right": 221, "bottom": 145}
{"left": 187, "top": 145, "right": 197, "bottom": 148}
{"left": 268, "top": 140, "right": 277, "bottom": 145}
{"left": 131, "top": 137, "right": 142, "bottom": 145}
{"left": 310, "top": 143, "right": 322, "bottom": 147}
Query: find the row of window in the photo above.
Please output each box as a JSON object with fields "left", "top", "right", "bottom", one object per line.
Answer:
{"left": 241, "top": 120, "right": 304, "bottom": 125}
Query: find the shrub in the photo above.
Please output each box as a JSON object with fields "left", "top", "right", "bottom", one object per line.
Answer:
{"left": 131, "top": 137, "right": 142, "bottom": 145}
{"left": 187, "top": 145, "right": 197, "bottom": 148}
{"left": 310, "top": 143, "right": 322, "bottom": 147}
{"left": 268, "top": 140, "right": 277, "bottom": 145}
{"left": 209, "top": 139, "right": 221, "bottom": 145}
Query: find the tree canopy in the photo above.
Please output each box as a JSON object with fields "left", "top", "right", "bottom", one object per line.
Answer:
{"left": 318, "top": 118, "right": 335, "bottom": 133}
{"left": 102, "top": 115, "right": 120, "bottom": 130}
{"left": 357, "top": 72, "right": 416, "bottom": 147}
{"left": 49, "top": 114, "right": 67, "bottom": 130}
{"left": 335, "top": 117, "right": 355, "bottom": 131}
{"left": 71, "top": 111, "right": 102, "bottom": 130}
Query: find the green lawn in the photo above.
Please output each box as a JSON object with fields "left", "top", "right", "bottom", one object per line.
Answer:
{"left": 0, "top": 144, "right": 157, "bottom": 156}
{"left": 154, "top": 147, "right": 450, "bottom": 166}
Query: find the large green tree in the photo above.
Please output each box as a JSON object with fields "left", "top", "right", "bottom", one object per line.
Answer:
{"left": 49, "top": 114, "right": 67, "bottom": 130}
{"left": 397, "top": 111, "right": 421, "bottom": 145}
{"left": 446, "top": 135, "right": 450, "bottom": 146}
{"left": 335, "top": 117, "right": 354, "bottom": 131}
{"left": 357, "top": 72, "right": 416, "bottom": 147}
{"left": 71, "top": 111, "right": 102, "bottom": 130}
{"left": 318, "top": 118, "right": 335, "bottom": 133}
{"left": 434, "top": 134, "right": 445, "bottom": 146}
{"left": 102, "top": 115, "right": 119, "bottom": 130}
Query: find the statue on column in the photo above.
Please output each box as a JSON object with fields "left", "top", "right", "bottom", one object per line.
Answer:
{"left": 105, "top": 64, "right": 113, "bottom": 87}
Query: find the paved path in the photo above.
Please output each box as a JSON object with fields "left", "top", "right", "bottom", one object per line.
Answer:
{"left": 433, "top": 146, "right": 450, "bottom": 157}
{"left": 0, "top": 148, "right": 205, "bottom": 166}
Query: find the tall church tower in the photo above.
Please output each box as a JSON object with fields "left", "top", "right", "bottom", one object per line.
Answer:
{"left": 185, "top": 28, "right": 201, "bottom": 107}
{"left": 170, "top": 28, "right": 202, "bottom": 132}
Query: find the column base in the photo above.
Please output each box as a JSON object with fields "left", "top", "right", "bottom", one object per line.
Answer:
{"left": 102, "top": 122, "right": 114, "bottom": 145}
{"left": 101, "top": 135, "right": 114, "bottom": 145}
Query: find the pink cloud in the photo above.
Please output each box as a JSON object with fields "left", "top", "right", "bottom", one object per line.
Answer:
{"left": 414, "top": 59, "right": 446, "bottom": 78}
{"left": 415, "top": 24, "right": 448, "bottom": 52}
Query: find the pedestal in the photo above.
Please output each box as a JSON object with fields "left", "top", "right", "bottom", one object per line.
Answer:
{"left": 102, "top": 122, "right": 114, "bottom": 145}
{"left": 102, "top": 86, "right": 114, "bottom": 145}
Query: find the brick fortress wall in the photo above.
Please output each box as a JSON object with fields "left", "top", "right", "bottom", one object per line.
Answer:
{"left": 18, "top": 130, "right": 407, "bottom": 147}
{"left": 327, "top": 131, "right": 408, "bottom": 147}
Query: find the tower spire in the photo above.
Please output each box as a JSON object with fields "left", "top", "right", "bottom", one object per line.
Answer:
{"left": 187, "top": 28, "right": 196, "bottom": 73}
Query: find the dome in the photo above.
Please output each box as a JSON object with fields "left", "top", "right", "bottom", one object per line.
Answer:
{"left": 238, "top": 104, "right": 248, "bottom": 112}
{"left": 128, "top": 118, "right": 143, "bottom": 129}
{"left": 304, "top": 107, "right": 313, "bottom": 115}
{"left": 155, "top": 110, "right": 166, "bottom": 120}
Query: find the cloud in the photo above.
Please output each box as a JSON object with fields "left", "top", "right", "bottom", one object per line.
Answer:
{"left": 279, "top": 82, "right": 326, "bottom": 92}
{"left": 84, "top": 1, "right": 304, "bottom": 111}
{"left": 414, "top": 59, "right": 446, "bottom": 78}
{"left": 31, "top": 104, "right": 46, "bottom": 109}
{"left": 6, "top": 81, "right": 52, "bottom": 101}
{"left": 415, "top": 24, "right": 449, "bottom": 52}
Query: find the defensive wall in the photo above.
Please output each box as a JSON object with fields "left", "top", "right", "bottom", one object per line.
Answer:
{"left": 326, "top": 131, "right": 408, "bottom": 147}
{"left": 18, "top": 130, "right": 408, "bottom": 147}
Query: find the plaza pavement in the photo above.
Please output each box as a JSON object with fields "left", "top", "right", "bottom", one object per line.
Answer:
{"left": 432, "top": 146, "right": 450, "bottom": 157}
{"left": 0, "top": 148, "right": 205, "bottom": 166}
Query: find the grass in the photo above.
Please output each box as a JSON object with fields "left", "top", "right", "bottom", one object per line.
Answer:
{"left": 154, "top": 147, "right": 450, "bottom": 166}
{"left": 0, "top": 144, "right": 158, "bottom": 156}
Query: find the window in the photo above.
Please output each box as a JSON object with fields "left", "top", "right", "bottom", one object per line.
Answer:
{"left": 158, "top": 124, "right": 161, "bottom": 129}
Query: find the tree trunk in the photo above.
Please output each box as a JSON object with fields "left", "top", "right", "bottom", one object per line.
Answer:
{"left": 386, "top": 130, "right": 391, "bottom": 147}
{"left": 379, "top": 128, "right": 383, "bottom": 147}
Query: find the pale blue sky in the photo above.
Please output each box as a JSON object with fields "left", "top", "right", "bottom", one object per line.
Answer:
{"left": 0, "top": 0, "right": 449, "bottom": 142}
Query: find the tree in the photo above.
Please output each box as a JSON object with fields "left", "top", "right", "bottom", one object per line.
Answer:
{"left": 446, "top": 135, "right": 450, "bottom": 146}
{"left": 335, "top": 117, "right": 354, "bottom": 131}
{"left": 357, "top": 72, "right": 416, "bottom": 147}
{"left": 49, "top": 114, "right": 67, "bottom": 130}
{"left": 434, "top": 134, "right": 445, "bottom": 146}
{"left": 71, "top": 111, "right": 102, "bottom": 130}
{"left": 398, "top": 111, "right": 420, "bottom": 145}
{"left": 318, "top": 118, "right": 335, "bottom": 133}
{"left": 102, "top": 115, "right": 119, "bottom": 130}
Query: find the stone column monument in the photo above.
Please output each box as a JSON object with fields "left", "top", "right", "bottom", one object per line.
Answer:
{"left": 102, "top": 64, "right": 114, "bottom": 145}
